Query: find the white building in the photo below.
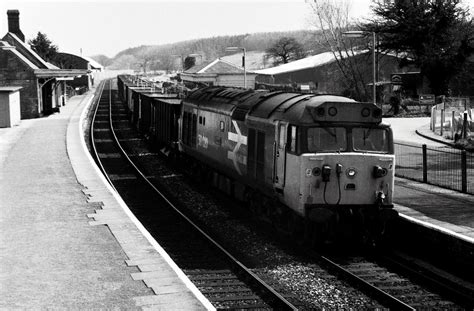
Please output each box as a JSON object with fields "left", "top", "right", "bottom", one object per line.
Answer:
{"left": 181, "top": 58, "right": 257, "bottom": 89}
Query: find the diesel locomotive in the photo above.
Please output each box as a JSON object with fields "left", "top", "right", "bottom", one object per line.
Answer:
{"left": 117, "top": 75, "right": 398, "bottom": 243}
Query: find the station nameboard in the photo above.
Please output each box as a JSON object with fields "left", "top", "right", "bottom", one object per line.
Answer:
{"left": 419, "top": 94, "right": 435, "bottom": 105}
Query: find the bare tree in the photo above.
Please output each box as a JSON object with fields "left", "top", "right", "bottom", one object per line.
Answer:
{"left": 265, "top": 36, "right": 306, "bottom": 65}
{"left": 307, "top": 0, "right": 371, "bottom": 101}
{"left": 135, "top": 47, "right": 159, "bottom": 74}
{"left": 158, "top": 54, "right": 177, "bottom": 73}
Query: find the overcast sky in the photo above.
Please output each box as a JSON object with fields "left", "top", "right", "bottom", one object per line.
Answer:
{"left": 1, "top": 0, "right": 473, "bottom": 58}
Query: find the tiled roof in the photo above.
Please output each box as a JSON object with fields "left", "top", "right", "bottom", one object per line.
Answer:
{"left": 3, "top": 32, "right": 57, "bottom": 69}
{"left": 184, "top": 61, "right": 210, "bottom": 74}
{"left": 184, "top": 58, "right": 251, "bottom": 75}
{"left": 82, "top": 56, "right": 104, "bottom": 69}
{"left": 0, "top": 40, "right": 39, "bottom": 70}
{"left": 255, "top": 50, "right": 369, "bottom": 75}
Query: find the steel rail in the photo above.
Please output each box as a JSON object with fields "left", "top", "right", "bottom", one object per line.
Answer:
{"left": 377, "top": 250, "right": 474, "bottom": 309}
{"left": 308, "top": 251, "right": 416, "bottom": 310}
{"left": 90, "top": 80, "right": 116, "bottom": 192}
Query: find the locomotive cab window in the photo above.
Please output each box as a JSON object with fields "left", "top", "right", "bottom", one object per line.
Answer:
{"left": 220, "top": 121, "right": 225, "bottom": 132}
{"left": 352, "top": 127, "right": 390, "bottom": 153}
{"left": 307, "top": 127, "right": 347, "bottom": 152}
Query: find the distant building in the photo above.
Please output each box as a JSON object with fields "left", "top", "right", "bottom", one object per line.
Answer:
{"left": 82, "top": 56, "right": 104, "bottom": 72}
{"left": 55, "top": 52, "right": 103, "bottom": 94}
{"left": 255, "top": 50, "right": 408, "bottom": 100}
{"left": 181, "top": 58, "right": 257, "bottom": 89}
{"left": 0, "top": 10, "right": 88, "bottom": 119}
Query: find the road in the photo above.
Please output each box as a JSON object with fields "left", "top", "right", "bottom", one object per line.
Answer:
{"left": 383, "top": 117, "right": 447, "bottom": 147}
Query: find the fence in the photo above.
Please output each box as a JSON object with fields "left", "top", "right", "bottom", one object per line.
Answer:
{"left": 395, "top": 141, "right": 473, "bottom": 194}
{"left": 431, "top": 97, "right": 474, "bottom": 140}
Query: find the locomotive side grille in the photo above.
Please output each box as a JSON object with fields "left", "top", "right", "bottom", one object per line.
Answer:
{"left": 232, "top": 107, "right": 249, "bottom": 121}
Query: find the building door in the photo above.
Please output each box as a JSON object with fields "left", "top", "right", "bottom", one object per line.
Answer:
{"left": 41, "top": 80, "right": 54, "bottom": 115}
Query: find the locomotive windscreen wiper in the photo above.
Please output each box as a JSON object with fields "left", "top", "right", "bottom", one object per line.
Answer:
{"left": 363, "top": 127, "right": 374, "bottom": 145}
{"left": 323, "top": 127, "right": 337, "bottom": 138}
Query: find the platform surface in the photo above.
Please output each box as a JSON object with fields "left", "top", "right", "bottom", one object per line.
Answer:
{"left": 0, "top": 88, "right": 211, "bottom": 310}
{"left": 385, "top": 117, "right": 474, "bottom": 243}
{"left": 394, "top": 177, "right": 474, "bottom": 242}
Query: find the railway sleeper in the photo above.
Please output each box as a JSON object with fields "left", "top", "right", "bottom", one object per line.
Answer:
{"left": 192, "top": 281, "right": 248, "bottom": 287}
{"left": 199, "top": 288, "right": 255, "bottom": 294}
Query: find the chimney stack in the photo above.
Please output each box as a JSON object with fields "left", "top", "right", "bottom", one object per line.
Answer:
{"left": 7, "top": 10, "right": 25, "bottom": 42}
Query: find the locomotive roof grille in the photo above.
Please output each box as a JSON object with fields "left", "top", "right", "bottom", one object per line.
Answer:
{"left": 187, "top": 86, "right": 252, "bottom": 103}
{"left": 250, "top": 93, "right": 302, "bottom": 119}
{"left": 231, "top": 107, "right": 249, "bottom": 121}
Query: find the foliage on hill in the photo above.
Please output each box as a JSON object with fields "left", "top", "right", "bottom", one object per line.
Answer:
{"left": 91, "top": 30, "right": 325, "bottom": 71}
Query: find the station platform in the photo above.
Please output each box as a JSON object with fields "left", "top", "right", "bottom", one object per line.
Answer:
{"left": 394, "top": 177, "right": 474, "bottom": 243}
{"left": 0, "top": 88, "right": 213, "bottom": 310}
{"left": 390, "top": 118, "right": 474, "bottom": 244}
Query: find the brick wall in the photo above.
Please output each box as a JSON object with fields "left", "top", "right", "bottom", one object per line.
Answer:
{"left": 0, "top": 48, "right": 40, "bottom": 119}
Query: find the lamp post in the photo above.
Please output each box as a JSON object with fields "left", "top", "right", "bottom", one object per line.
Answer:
{"left": 171, "top": 55, "right": 184, "bottom": 72}
{"left": 225, "top": 46, "right": 246, "bottom": 88}
{"left": 342, "top": 30, "right": 377, "bottom": 106}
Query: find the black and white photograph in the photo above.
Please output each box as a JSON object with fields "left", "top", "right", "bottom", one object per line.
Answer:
{"left": 0, "top": 0, "right": 473, "bottom": 309}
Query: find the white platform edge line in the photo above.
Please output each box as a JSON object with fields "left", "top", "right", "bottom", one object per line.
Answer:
{"left": 70, "top": 83, "right": 216, "bottom": 311}
{"left": 398, "top": 212, "right": 474, "bottom": 244}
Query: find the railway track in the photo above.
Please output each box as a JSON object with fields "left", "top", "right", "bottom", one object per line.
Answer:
{"left": 90, "top": 78, "right": 473, "bottom": 310}
{"left": 310, "top": 250, "right": 468, "bottom": 310}
{"left": 90, "top": 79, "right": 300, "bottom": 310}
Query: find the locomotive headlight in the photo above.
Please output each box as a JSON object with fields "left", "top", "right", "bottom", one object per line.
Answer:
{"left": 361, "top": 107, "right": 370, "bottom": 117}
{"left": 373, "top": 165, "right": 387, "bottom": 178}
{"left": 312, "top": 167, "right": 321, "bottom": 176}
{"left": 346, "top": 167, "right": 357, "bottom": 178}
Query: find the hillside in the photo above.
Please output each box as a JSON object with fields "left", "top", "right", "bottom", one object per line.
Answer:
{"left": 221, "top": 51, "right": 271, "bottom": 70}
{"left": 91, "top": 30, "right": 326, "bottom": 71}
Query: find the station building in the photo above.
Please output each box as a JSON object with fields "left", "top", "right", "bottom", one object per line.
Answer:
{"left": 0, "top": 10, "right": 88, "bottom": 119}
{"left": 181, "top": 58, "right": 257, "bottom": 89}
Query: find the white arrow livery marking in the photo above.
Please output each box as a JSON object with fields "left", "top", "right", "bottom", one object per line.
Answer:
{"left": 227, "top": 120, "right": 247, "bottom": 175}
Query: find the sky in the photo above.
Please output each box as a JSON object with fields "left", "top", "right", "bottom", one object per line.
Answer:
{"left": 1, "top": 0, "right": 473, "bottom": 58}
